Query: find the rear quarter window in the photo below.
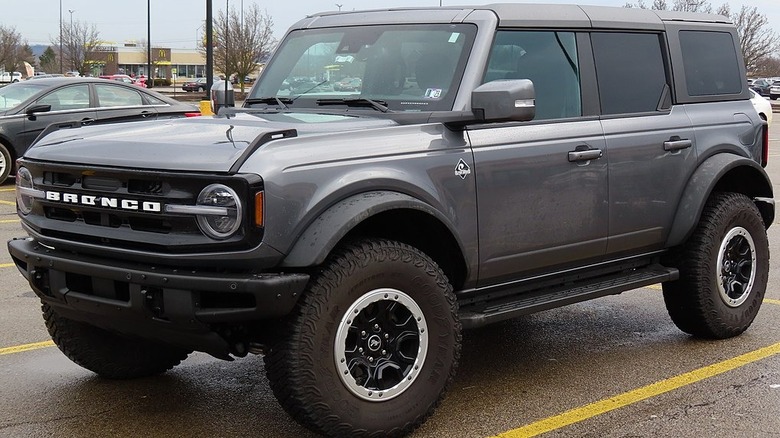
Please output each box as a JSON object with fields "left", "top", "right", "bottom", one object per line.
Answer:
{"left": 679, "top": 30, "right": 742, "bottom": 96}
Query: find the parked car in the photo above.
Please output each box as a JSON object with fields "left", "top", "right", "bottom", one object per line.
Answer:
{"left": 0, "top": 71, "right": 23, "bottom": 83}
{"left": 770, "top": 82, "right": 780, "bottom": 100}
{"left": 99, "top": 74, "right": 146, "bottom": 87}
{"left": 0, "top": 77, "right": 199, "bottom": 184}
{"left": 181, "top": 77, "right": 213, "bottom": 92}
{"left": 130, "top": 75, "right": 148, "bottom": 88}
{"left": 333, "top": 77, "right": 362, "bottom": 91}
{"left": 751, "top": 78, "right": 772, "bottom": 97}
{"left": 749, "top": 89, "right": 773, "bottom": 124}
{"left": 7, "top": 4, "right": 771, "bottom": 438}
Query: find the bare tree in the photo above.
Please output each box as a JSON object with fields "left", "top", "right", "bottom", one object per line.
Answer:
{"left": 754, "top": 56, "right": 780, "bottom": 77}
{"left": 652, "top": 0, "right": 668, "bottom": 10}
{"left": 672, "top": 0, "right": 713, "bottom": 12}
{"left": 623, "top": 2, "right": 779, "bottom": 75}
{"left": 731, "top": 5, "right": 780, "bottom": 73}
{"left": 207, "top": 4, "right": 277, "bottom": 93}
{"left": 0, "top": 25, "right": 27, "bottom": 73}
{"left": 54, "top": 19, "right": 101, "bottom": 75}
{"left": 626, "top": 0, "right": 712, "bottom": 11}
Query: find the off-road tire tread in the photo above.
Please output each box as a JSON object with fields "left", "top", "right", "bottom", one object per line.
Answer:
{"left": 264, "top": 238, "right": 461, "bottom": 437}
{"left": 42, "top": 303, "right": 190, "bottom": 379}
{"left": 662, "top": 192, "right": 768, "bottom": 338}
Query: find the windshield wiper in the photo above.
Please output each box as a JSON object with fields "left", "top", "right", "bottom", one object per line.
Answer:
{"left": 316, "top": 98, "right": 390, "bottom": 113}
{"left": 244, "top": 97, "right": 292, "bottom": 109}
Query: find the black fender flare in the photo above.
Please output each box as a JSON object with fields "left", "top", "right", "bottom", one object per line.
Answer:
{"left": 280, "top": 191, "right": 454, "bottom": 267}
{"left": 666, "top": 153, "right": 774, "bottom": 248}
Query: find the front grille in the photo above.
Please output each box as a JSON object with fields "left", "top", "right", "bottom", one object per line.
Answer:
{"left": 21, "top": 161, "right": 263, "bottom": 253}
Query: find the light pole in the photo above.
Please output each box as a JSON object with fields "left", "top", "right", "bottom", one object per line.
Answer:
{"left": 336, "top": 4, "right": 342, "bottom": 11}
{"left": 147, "top": 0, "right": 152, "bottom": 88}
{"left": 68, "top": 9, "right": 75, "bottom": 71}
{"left": 59, "top": 0, "right": 63, "bottom": 74}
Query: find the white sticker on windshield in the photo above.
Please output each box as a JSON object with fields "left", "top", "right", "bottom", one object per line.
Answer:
{"left": 424, "top": 88, "right": 442, "bottom": 99}
{"left": 448, "top": 33, "right": 460, "bottom": 43}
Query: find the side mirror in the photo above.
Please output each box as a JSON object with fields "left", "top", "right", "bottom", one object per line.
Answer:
{"left": 211, "top": 80, "right": 235, "bottom": 114}
{"left": 25, "top": 104, "right": 52, "bottom": 116}
{"left": 471, "top": 79, "right": 535, "bottom": 123}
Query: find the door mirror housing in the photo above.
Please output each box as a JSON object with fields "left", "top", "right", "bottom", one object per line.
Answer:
{"left": 471, "top": 79, "right": 535, "bottom": 123}
{"left": 25, "top": 104, "right": 52, "bottom": 116}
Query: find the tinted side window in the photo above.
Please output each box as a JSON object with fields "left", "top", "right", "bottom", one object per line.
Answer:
{"left": 679, "top": 30, "right": 741, "bottom": 96}
{"left": 95, "top": 84, "right": 144, "bottom": 107}
{"left": 484, "top": 31, "right": 581, "bottom": 120}
{"left": 592, "top": 33, "right": 668, "bottom": 115}
{"left": 38, "top": 84, "right": 90, "bottom": 111}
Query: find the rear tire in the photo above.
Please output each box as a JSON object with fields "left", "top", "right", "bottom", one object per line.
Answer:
{"left": 265, "top": 239, "right": 461, "bottom": 437}
{"left": 43, "top": 303, "right": 191, "bottom": 379}
{"left": 663, "top": 192, "right": 768, "bottom": 339}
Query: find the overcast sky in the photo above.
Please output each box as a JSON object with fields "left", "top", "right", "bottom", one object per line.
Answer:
{"left": 4, "top": 0, "right": 780, "bottom": 49}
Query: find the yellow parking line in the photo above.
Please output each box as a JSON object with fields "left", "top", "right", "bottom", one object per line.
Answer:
{"left": 0, "top": 263, "right": 14, "bottom": 268}
{"left": 0, "top": 219, "right": 19, "bottom": 223}
{"left": 0, "top": 188, "right": 14, "bottom": 192}
{"left": 0, "top": 199, "right": 14, "bottom": 206}
{"left": 765, "top": 298, "right": 780, "bottom": 306}
{"left": 495, "top": 341, "right": 780, "bottom": 437}
{"left": 0, "top": 340, "right": 55, "bottom": 356}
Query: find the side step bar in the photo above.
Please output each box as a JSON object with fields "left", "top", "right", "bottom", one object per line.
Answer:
{"left": 459, "top": 264, "right": 678, "bottom": 329}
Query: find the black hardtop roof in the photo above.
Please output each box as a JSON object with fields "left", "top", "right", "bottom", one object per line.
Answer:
{"left": 300, "top": 3, "right": 731, "bottom": 30}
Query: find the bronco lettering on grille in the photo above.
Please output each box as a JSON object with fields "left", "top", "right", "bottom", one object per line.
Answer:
{"left": 45, "top": 191, "right": 162, "bottom": 212}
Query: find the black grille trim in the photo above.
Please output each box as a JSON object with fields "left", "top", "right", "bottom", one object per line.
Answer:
{"left": 20, "top": 160, "right": 264, "bottom": 254}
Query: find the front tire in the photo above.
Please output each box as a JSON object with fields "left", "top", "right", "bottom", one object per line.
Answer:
{"left": 663, "top": 192, "right": 769, "bottom": 339}
{"left": 265, "top": 239, "right": 461, "bottom": 437}
{"left": 43, "top": 303, "right": 191, "bottom": 379}
{"left": 0, "top": 143, "right": 12, "bottom": 185}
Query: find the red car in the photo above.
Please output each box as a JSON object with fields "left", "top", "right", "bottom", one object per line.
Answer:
{"left": 100, "top": 74, "right": 147, "bottom": 88}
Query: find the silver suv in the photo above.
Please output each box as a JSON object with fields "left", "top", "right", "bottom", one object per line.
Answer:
{"left": 8, "top": 4, "right": 772, "bottom": 437}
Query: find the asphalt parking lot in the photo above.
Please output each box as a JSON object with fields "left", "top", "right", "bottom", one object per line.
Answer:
{"left": 1, "top": 118, "right": 780, "bottom": 437}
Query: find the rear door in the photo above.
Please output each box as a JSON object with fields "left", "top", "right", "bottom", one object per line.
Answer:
{"left": 93, "top": 82, "right": 158, "bottom": 124}
{"left": 591, "top": 32, "right": 696, "bottom": 255}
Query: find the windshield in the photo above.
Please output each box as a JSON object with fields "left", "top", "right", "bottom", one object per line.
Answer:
{"left": 250, "top": 23, "right": 477, "bottom": 112}
{"left": 0, "top": 83, "right": 47, "bottom": 111}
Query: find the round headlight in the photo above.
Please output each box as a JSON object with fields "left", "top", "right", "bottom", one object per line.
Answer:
{"left": 195, "top": 184, "right": 242, "bottom": 239}
{"left": 16, "top": 167, "right": 34, "bottom": 215}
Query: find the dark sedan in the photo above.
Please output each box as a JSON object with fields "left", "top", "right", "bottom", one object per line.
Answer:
{"left": 751, "top": 78, "right": 772, "bottom": 97}
{"left": 0, "top": 77, "right": 199, "bottom": 184}
{"left": 182, "top": 78, "right": 209, "bottom": 92}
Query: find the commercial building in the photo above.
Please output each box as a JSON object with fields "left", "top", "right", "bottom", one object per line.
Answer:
{"left": 87, "top": 43, "right": 209, "bottom": 81}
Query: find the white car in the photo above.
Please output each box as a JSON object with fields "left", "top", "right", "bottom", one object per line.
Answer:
{"left": 750, "top": 89, "right": 773, "bottom": 125}
{"left": 0, "top": 71, "right": 22, "bottom": 83}
{"left": 770, "top": 83, "right": 780, "bottom": 101}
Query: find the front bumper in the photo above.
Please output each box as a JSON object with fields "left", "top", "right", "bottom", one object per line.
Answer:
{"left": 8, "top": 237, "right": 309, "bottom": 358}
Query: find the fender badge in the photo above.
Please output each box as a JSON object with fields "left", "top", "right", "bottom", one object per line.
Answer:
{"left": 455, "top": 159, "right": 471, "bottom": 179}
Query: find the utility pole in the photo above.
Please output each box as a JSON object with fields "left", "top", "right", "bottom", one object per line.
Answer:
{"left": 59, "top": 0, "right": 63, "bottom": 74}
{"left": 68, "top": 9, "right": 75, "bottom": 71}
{"left": 147, "top": 0, "right": 152, "bottom": 88}
{"left": 206, "top": 0, "right": 213, "bottom": 95}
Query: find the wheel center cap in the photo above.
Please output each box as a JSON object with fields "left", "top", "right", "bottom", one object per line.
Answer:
{"left": 367, "top": 335, "right": 382, "bottom": 352}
